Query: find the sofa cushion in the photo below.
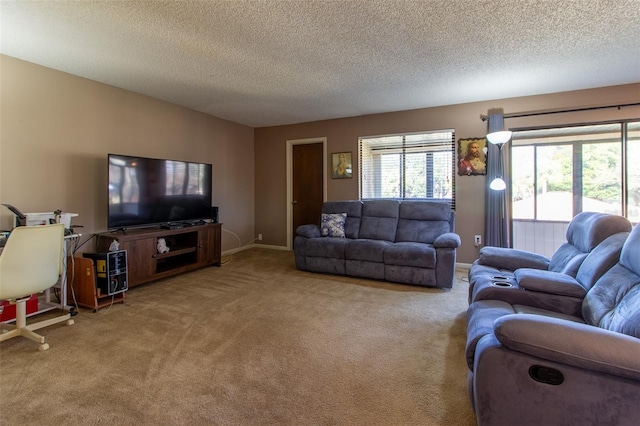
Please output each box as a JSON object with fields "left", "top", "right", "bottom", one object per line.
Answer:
{"left": 384, "top": 242, "right": 436, "bottom": 268}
{"left": 574, "top": 231, "right": 628, "bottom": 291}
{"left": 566, "top": 211, "right": 633, "bottom": 253}
{"left": 305, "top": 237, "right": 350, "bottom": 258}
{"left": 396, "top": 201, "right": 452, "bottom": 244}
{"left": 320, "top": 213, "right": 346, "bottom": 237}
{"left": 478, "top": 247, "right": 550, "bottom": 272}
{"left": 620, "top": 225, "right": 640, "bottom": 274}
{"left": 548, "top": 244, "right": 587, "bottom": 276}
{"left": 358, "top": 200, "right": 400, "bottom": 242}
{"left": 493, "top": 314, "right": 640, "bottom": 381}
{"left": 345, "top": 239, "right": 391, "bottom": 262}
{"left": 514, "top": 269, "right": 587, "bottom": 298}
{"left": 296, "top": 224, "right": 321, "bottom": 239}
{"left": 322, "top": 201, "right": 363, "bottom": 239}
{"left": 395, "top": 220, "right": 449, "bottom": 244}
{"left": 465, "top": 300, "right": 517, "bottom": 370}
{"left": 582, "top": 225, "right": 640, "bottom": 338}
{"left": 433, "top": 232, "right": 461, "bottom": 248}
{"left": 548, "top": 211, "right": 632, "bottom": 274}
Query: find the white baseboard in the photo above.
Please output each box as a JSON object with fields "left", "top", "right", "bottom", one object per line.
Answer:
{"left": 456, "top": 262, "right": 472, "bottom": 270}
{"left": 222, "top": 242, "right": 289, "bottom": 256}
{"left": 251, "top": 243, "right": 289, "bottom": 251}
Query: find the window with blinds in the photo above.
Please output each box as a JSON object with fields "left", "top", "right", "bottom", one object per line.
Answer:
{"left": 359, "top": 130, "right": 455, "bottom": 209}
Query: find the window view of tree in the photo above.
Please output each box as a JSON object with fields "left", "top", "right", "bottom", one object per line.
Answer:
{"left": 511, "top": 145, "right": 534, "bottom": 219}
{"left": 512, "top": 121, "right": 639, "bottom": 223}
{"left": 535, "top": 144, "right": 573, "bottom": 220}
{"left": 378, "top": 153, "right": 401, "bottom": 198}
{"left": 627, "top": 122, "right": 640, "bottom": 221}
{"left": 582, "top": 142, "right": 621, "bottom": 215}
{"left": 405, "top": 153, "right": 427, "bottom": 198}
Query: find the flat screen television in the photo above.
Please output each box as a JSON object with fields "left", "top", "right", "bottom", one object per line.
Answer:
{"left": 107, "top": 154, "right": 212, "bottom": 230}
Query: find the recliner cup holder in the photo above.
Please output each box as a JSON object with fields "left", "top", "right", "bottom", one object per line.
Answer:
{"left": 491, "top": 275, "right": 509, "bottom": 280}
{"left": 492, "top": 281, "right": 513, "bottom": 288}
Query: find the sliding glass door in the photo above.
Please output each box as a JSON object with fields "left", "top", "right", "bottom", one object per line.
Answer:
{"left": 511, "top": 121, "right": 639, "bottom": 256}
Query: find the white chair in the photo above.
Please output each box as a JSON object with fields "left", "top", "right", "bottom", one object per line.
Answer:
{"left": 0, "top": 224, "right": 74, "bottom": 351}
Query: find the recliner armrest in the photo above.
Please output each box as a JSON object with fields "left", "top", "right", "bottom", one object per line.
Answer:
{"left": 478, "top": 246, "right": 550, "bottom": 271}
{"left": 514, "top": 269, "right": 587, "bottom": 298}
{"left": 494, "top": 314, "right": 640, "bottom": 381}
{"left": 296, "top": 224, "right": 321, "bottom": 238}
{"left": 433, "top": 232, "right": 461, "bottom": 249}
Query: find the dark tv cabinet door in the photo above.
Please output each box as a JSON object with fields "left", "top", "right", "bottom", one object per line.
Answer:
{"left": 200, "top": 224, "right": 221, "bottom": 266}
{"left": 96, "top": 223, "right": 222, "bottom": 287}
{"left": 123, "top": 237, "right": 156, "bottom": 285}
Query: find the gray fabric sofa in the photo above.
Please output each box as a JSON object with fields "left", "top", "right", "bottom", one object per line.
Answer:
{"left": 468, "top": 212, "right": 632, "bottom": 306}
{"left": 294, "top": 200, "right": 460, "bottom": 289}
{"left": 469, "top": 231, "right": 629, "bottom": 315}
{"left": 465, "top": 223, "right": 640, "bottom": 425}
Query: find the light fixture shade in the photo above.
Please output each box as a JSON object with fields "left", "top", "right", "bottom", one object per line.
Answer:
{"left": 486, "top": 130, "right": 512, "bottom": 145}
{"left": 490, "top": 177, "right": 507, "bottom": 191}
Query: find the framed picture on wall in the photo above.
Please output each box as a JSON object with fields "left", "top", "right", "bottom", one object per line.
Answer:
{"left": 332, "top": 152, "right": 353, "bottom": 179}
{"left": 457, "top": 138, "right": 487, "bottom": 176}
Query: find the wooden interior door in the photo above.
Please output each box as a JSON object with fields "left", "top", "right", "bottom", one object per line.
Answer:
{"left": 292, "top": 143, "right": 324, "bottom": 243}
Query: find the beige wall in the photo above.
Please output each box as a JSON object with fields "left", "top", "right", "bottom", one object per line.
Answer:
{"left": 2, "top": 53, "right": 638, "bottom": 263}
{"left": 0, "top": 55, "right": 255, "bottom": 253}
{"left": 255, "top": 84, "right": 640, "bottom": 263}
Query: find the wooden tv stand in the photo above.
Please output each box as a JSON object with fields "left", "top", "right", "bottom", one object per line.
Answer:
{"left": 96, "top": 223, "right": 221, "bottom": 288}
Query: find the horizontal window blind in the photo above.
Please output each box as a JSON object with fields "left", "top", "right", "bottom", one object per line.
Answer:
{"left": 359, "top": 130, "right": 455, "bottom": 209}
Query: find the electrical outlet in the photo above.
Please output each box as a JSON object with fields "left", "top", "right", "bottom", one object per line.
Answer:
{"left": 474, "top": 235, "right": 482, "bottom": 247}
{"left": 258, "top": 233, "right": 263, "bottom": 241}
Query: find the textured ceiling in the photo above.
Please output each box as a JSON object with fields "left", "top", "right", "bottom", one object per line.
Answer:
{"left": 1, "top": 0, "right": 639, "bottom": 128}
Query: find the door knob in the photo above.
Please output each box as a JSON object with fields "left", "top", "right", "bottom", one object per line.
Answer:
{"left": 292, "top": 200, "right": 298, "bottom": 205}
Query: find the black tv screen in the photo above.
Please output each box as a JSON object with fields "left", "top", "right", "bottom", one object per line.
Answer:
{"left": 108, "top": 154, "right": 212, "bottom": 230}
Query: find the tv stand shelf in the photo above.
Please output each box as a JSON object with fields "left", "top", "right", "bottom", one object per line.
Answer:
{"left": 96, "top": 223, "right": 221, "bottom": 287}
{"left": 156, "top": 246, "right": 197, "bottom": 258}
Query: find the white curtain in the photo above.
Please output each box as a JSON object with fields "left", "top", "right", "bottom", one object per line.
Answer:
{"left": 485, "top": 112, "right": 510, "bottom": 247}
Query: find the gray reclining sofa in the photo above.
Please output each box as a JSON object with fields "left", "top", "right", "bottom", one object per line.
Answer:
{"left": 294, "top": 200, "right": 460, "bottom": 289}
{"left": 470, "top": 230, "right": 630, "bottom": 315}
{"left": 468, "top": 212, "right": 632, "bottom": 309}
{"left": 465, "top": 223, "right": 640, "bottom": 425}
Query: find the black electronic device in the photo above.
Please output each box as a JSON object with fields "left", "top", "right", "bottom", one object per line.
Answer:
{"left": 107, "top": 154, "right": 213, "bottom": 230}
{"left": 160, "top": 223, "right": 185, "bottom": 229}
{"left": 83, "top": 251, "right": 128, "bottom": 296}
{"left": 210, "top": 206, "right": 219, "bottom": 223}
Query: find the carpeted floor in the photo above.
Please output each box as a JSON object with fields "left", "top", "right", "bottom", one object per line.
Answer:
{"left": 0, "top": 249, "right": 476, "bottom": 426}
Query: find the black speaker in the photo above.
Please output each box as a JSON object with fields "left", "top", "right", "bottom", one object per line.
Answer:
{"left": 83, "top": 250, "right": 128, "bottom": 296}
{"left": 210, "top": 206, "right": 219, "bottom": 223}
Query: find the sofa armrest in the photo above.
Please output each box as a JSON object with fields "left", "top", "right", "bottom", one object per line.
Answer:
{"left": 433, "top": 232, "right": 461, "bottom": 249}
{"left": 494, "top": 314, "right": 640, "bottom": 381}
{"left": 514, "top": 269, "right": 587, "bottom": 298}
{"left": 478, "top": 246, "right": 550, "bottom": 271}
{"left": 296, "top": 224, "right": 321, "bottom": 239}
